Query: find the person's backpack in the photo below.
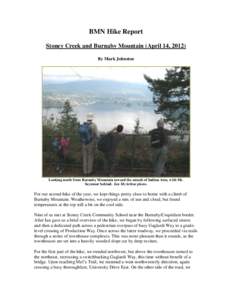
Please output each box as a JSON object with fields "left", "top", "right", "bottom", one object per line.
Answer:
{"left": 97, "top": 133, "right": 113, "bottom": 153}
{"left": 79, "top": 122, "right": 93, "bottom": 145}
{"left": 149, "top": 129, "right": 161, "bottom": 148}
{"left": 52, "top": 138, "right": 61, "bottom": 153}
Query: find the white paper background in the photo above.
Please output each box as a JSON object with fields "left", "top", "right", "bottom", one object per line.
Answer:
{"left": 1, "top": 1, "right": 231, "bottom": 299}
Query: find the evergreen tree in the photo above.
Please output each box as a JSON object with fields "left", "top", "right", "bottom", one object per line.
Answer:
{"left": 144, "top": 67, "right": 190, "bottom": 134}
{"left": 134, "top": 118, "right": 142, "bottom": 135}
{"left": 57, "top": 100, "right": 79, "bottom": 136}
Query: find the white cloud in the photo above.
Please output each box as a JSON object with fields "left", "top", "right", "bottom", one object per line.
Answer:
{"left": 43, "top": 66, "right": 170, "bottom": 83}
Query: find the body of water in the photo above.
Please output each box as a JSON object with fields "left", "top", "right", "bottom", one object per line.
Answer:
{"left": 43, "top": 102, "right": 160, "bottom": 133}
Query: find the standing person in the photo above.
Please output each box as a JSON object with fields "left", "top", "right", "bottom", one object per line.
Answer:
{"left": 52, "top": 132, "right": 62, "bottom": 173}
{"left": 58, "top": 134, "right": 70, "bottom": 175}
{"left": 149, "top": 119, "right": 168, "bottom": 176}
{"left": 98, "top": 124, "right": 124, "bottom": 176}
{"left": 79, "top": 113, "right": 98, "bottom": 176}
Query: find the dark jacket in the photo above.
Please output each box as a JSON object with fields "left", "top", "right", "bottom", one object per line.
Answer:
{"left": 108, "top": 132, "right": 123, "bottom": 156}
{"left": 149, "top": 128, "right": 168, "bottom": 148}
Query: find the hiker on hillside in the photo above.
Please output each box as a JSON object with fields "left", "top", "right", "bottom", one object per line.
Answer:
{"left": 52, "top": 133, "right": 70, "bottom": 175}
{"left": 149, "top": 119, "right": 168, "bottom": 176}
{"left": 52, "top": 132, "right": 62, "bottom": 173}
{"left": 60, "top": 134, "right": 70, "bottom": 165}
{"left": 79, "top": 113, "right": 98, "bottom": 176}
{"left": 58, "top": 134, "right": 70, "bottom": 175}
{"left": 98, "top": 124, "right": 124, "bottom": 176}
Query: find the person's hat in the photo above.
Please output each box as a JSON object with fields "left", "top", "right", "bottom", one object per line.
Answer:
{"left": 157, "top": 118, "right": 164, "bottom": 128}
{"left": 86, "top": 113, "right": 94, "bottom": 121}
{"left": 117, "top": 124, "right": 124, "bottom": 133}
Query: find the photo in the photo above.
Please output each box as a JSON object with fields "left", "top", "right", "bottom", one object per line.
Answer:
{"left": 42, "top": 66, "right": 190, "bottom": 177}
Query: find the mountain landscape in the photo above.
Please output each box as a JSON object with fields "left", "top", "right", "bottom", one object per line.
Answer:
{"left": 43, "top": 79, "right": 153, "bottom": 109}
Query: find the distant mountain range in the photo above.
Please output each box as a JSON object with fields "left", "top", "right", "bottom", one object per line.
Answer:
{"left": 43, "top": 79, "right": 152, "bottom": 97}
{"left": 42, "top": 79, "right": 154, "bottom": 110}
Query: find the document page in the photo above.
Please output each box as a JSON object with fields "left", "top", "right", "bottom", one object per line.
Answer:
{"left": 1, "top": 1, "right": 231, "bottom": 300}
